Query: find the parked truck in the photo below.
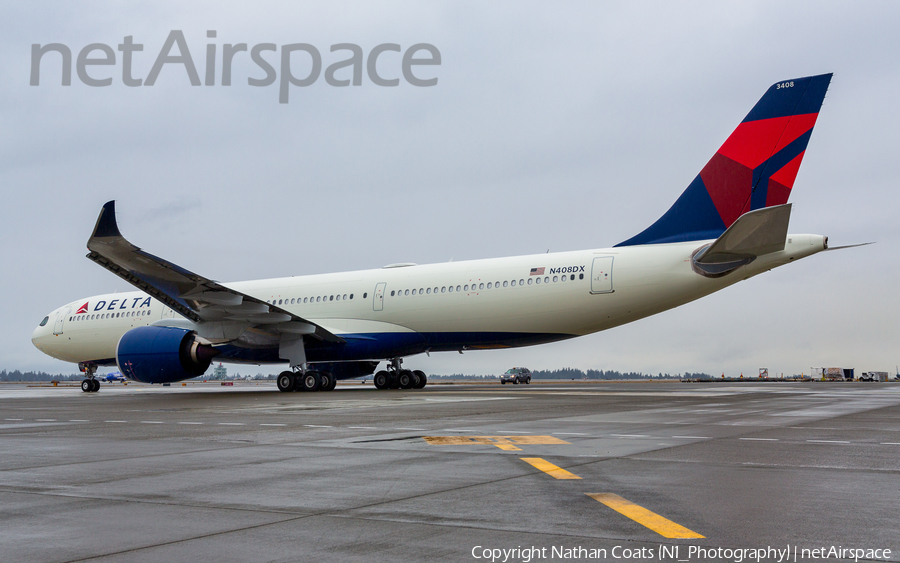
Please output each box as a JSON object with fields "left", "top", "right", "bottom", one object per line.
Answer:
{"left": 859, "top": 371, "right": 889, "bottom": 382}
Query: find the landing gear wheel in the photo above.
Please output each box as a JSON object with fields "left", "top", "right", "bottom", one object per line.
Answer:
{"left": 412, "top": 370, "right": 427, "bottom": 389}
{"left": 373, "top": 370, "right": 390, "bottom": 390}
{"left": 277, "top": 371, "right": 295, "bottom": 393}
{"left": 398, "top": 370, "right": 413, "bottom": 389}
{"left": 300, "top": 371, "right": 321, "bottom": 392}
{"left": 320, "top": 372, "right": 336, "bottom": 391}
{"left": 81, "top": 379, "right": 92, "bottom": 393}
{"left": 92, "top": 379, "right": 100, "bottom": 392}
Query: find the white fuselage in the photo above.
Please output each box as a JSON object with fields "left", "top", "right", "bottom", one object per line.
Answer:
{"left": 32, "top": 235, "right": 827, "bottom": 367}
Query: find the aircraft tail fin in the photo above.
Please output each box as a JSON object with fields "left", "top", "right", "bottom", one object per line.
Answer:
{"left": 616, "top": 73, "right": 832, "bottom": 247}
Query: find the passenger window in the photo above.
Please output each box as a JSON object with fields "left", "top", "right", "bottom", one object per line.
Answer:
{"left": 434, "top": 287, "right": 438, "bottom": 293}
{"left": 419, "top": 288, "right": 424, "bottom": 294}
{"left": 511, "top": 280, "right": 516, "bottom": 287}
{"left": 479, "top": 283, "right": 484, "bottom": 290}
{"left": 487, "top": 283, "right": 492, "bottom": 289}
{"left": 527, "top": 279, "right": 533, "bottom": 285}
{"left": 456, "top": 285, "right": 461, "bottom": 292}
{"left": 427, "top": 288, "right": 431, "bottom": 294}
{"left": 405, "top": 289, "right": 410, "bottom": 296}
{"left": 495, "top": 281, "right": 500, "bottom": 287}
{"left": 579, "top": 273, "right": 584, "bottom": 280}
{"left": 448, "top": 286, "right": 453, "bottom": 293}
{"left": 441, "top": 287, "right": 446, "bottom": 293}
{"left": 544, "top": 277, "right": 549, "bottom": 283}
{"left": 536, "top": 278, "right": 541, "bottom": 284}
{"left": 330, "top": 295, "right": 334, "bottom": 301}
{"left": 503, "top": 281, "right": 508, "bottom": 287}
{"left": 412, "top": 289, "right": 417, "bottom": 295}
{"left": 553, "top": 276, "right": 558, "bottom": 282}
{"left": 560, "top": 275, "right": 566, "bottom": 282}
{"left": 519, "top": 279, "right": 525, "bottom": 285}
{"left": 391, "top": 290, "right": 395, "bottom": 296}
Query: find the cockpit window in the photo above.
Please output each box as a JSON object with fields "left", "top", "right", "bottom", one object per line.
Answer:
{"left": 39, "top": 316, "right": 49, "bottom": 327}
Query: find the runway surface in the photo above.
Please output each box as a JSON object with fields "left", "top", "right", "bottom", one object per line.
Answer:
{"left": 1, "top": 380, "right": 898, "bottom": 562}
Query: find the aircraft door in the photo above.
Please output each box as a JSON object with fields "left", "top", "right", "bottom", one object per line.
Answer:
{"left": 373, "top": 282, "right": 386, "bottom": 311}
{"left": 590, "top": 256, "right": 614, "bottom": 294}
{"left": 53, "top": 306, "right": 71, "bottom": 335}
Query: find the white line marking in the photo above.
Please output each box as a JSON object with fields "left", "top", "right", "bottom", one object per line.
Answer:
{"left": 260, "top": 423, "right": 286, "bottom": 427}
{"left": 218, "top": 423, "right": 245, "bottom": 426}
{"left": 36, "top": 419, "right": 57, "bottom": 422}
{"left": 672, "top": 436, "right": 711, "bottom": 439}
{"left": 68, "top": 419, "right": 90, "bottom": 422}
{"left": 806, "top": 439, "right": 850, "bottom": 444}
{"left": 303, "top": 424, "right": 332, "bottom": 428}
{"left": 739, "top": 438, "right": 778, "bottom": 441}
{"left": 553, "top": 432, "right": 587, "bottom": 436}
{"left": 348, "top": 426, "right": 377, "bottom": 429}
{"left": 880, "top": 442, "right": 900, "bottom": 445}
{"left": 395, "top": 427, "right": 426, "bottom": 431}
{"left": 105, "top": 420, "right": 128, "bottom": 423}
{"left": 177, "top": 422, "right": 203, "bottom": 425}
{"left": 611, "top": 434, "right": 649, "bottom": 438}
{"left": 4, "top": 418, "right": 23, "bottom": 421}
{"left": 140, "top": 421, "right": 164, "bottom": 424}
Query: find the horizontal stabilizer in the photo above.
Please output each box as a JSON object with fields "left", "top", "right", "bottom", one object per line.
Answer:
{"left": 692, "top": 204, "right": 791, "bottom": 277}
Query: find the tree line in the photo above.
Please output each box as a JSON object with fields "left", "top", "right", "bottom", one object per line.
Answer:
{"left": 2, "top": 368, "right": 713, "bottom": 382}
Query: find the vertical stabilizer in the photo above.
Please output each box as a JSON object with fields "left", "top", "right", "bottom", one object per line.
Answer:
{"left": 616, "top": 73, "right": 832, "bottom": 247}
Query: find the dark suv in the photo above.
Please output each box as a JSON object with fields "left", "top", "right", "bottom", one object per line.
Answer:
{"left": 500, "top": 367, "right": 532, "bottom": 385}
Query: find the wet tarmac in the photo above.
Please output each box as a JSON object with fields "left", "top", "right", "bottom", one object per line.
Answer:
{"left": 1, "top": 380, "right": 898, "bottom": 562}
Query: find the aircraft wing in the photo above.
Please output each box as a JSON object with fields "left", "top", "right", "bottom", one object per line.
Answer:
{"left": 85, "top": 201, "right": 344, "bottom": 344}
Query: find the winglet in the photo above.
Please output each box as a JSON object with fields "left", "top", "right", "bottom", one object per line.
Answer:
{"left": 91, "top": 200, "right": 122, "bottom": 239}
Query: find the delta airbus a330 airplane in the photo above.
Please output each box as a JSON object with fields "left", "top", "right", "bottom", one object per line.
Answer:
{"left": 33, "top": 73, "right": 839, "bottom": 393}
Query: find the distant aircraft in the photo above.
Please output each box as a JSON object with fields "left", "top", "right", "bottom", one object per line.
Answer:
{"left": 102, "top": 371, "right": 125, "bottom": 383}
{"left": 33, "top": 74, "right": 839, "bottom": 394}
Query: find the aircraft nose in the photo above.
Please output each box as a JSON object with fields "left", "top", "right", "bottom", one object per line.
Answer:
{"left": 31, "top": 313, "right": 52, "bottom": 351}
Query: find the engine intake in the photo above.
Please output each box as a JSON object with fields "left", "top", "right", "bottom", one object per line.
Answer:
{"left": 117, "top": 326, "right": 219, "bottom": 383}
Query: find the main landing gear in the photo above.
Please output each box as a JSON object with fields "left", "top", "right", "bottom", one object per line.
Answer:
{"left": 79, "top": 364, "right": 100, "bottom": 393}
{"left": 373, "top": 358, "right": 427, "bottom": 390}
{"left": 276, "top": 370, "right": 338, "bottom": 393}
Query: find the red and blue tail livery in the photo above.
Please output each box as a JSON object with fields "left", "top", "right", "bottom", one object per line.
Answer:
{"left": 617, "top": 73, "right": 832, "bottom": 247}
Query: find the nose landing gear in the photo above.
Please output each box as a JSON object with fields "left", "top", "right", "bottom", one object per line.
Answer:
{"left": 79, "top": 364, "right": 100, "bottom": 393}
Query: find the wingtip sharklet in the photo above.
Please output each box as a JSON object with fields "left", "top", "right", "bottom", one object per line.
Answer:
{"left": 90, "top": 200, "right": 122, "bottom": 240}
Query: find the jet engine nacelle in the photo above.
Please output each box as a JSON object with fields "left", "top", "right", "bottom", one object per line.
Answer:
{"left": 116, "top": 326, "right": 219, "bottom": 384}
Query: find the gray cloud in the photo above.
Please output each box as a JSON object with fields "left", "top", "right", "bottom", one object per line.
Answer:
{"left": 3, "top": 1, "right": 898, "bottom": 377}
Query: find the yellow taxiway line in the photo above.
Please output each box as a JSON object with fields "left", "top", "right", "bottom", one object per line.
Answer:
{"left": 519, "top": 457, "right": 582, "bottom": 479}
{"left": 423, "top": 435, "right": 570, "bottom": 451}
{"left": 586, "top": 493, "right": 704, "bottom": 539}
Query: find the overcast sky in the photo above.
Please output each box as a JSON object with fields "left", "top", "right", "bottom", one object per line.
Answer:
{"left": 3, "top": 1, "right": 898, "bottom": 378}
